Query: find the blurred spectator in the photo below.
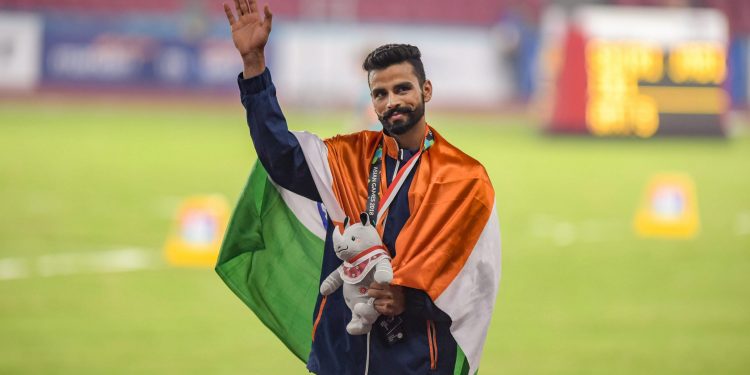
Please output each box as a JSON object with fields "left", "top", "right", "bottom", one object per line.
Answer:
{"left": 496, "top": 0, "right": 545, "bottom": 104}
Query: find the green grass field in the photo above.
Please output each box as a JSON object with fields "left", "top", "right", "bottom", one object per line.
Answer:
{"left": 1, "top": 98, "right": 749, "bottom": 374}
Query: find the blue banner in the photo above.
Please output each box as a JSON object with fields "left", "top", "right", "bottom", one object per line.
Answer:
{"left": 41, "top": 15, "right": 243, "bottom": 89}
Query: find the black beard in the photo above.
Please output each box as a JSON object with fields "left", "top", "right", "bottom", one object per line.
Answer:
{"left": 378, "top": 100, "right": 425, "bottom": 136}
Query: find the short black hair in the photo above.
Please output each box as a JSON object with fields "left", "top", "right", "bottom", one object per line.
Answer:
{"left": 362, "top": 44, "right": 426, "bottom": 86}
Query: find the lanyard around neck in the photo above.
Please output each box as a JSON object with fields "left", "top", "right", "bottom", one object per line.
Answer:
{"left": 365, "top": 127, "right": 434, "bottom": 227}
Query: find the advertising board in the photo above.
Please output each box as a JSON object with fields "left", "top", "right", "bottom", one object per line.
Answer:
{"left": 0, "top": 12, "right": 43, "bottom": 90}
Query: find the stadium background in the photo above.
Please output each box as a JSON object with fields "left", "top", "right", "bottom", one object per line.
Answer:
{"left": 1, "top": 0, "right": 749, "bottom": 373}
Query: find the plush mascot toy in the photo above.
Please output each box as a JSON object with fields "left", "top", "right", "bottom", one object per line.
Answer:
{"left": 320, "top": 212, "right": 393, "bottom": 335}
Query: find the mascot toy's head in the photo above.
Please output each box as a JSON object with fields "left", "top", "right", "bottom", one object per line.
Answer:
{"left": 332, "top": 213, "right": 383, "bottom": 262}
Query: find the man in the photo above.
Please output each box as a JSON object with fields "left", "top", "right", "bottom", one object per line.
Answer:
{"left": 218, "top": 1, "right": 501, "bottom": 374}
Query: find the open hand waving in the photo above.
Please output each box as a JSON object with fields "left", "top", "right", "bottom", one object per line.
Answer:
{"left": 223, "top": 0, "right": 273, "bottom": 78}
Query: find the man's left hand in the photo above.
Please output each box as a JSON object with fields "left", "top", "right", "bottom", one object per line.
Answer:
{"left": 368, "top": 282, "right": 405, "bottom": 316}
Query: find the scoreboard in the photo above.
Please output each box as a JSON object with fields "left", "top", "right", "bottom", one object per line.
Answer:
{"left": 544, "top": 6, "right": 728, "bottom": 137}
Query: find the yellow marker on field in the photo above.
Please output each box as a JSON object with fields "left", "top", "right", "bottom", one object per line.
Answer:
{"left": 164, "top": 195, "right": 230, "bottom": 267}
{"left": 634, "top": 173, "right": 699, "bottom": 238}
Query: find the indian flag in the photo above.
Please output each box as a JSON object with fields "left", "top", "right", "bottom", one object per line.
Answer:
{"left": 217, "top": 129, "right": 501, "bottom": 374}
{"left": 215, "top": 161, "right": 327, "bottom": 361}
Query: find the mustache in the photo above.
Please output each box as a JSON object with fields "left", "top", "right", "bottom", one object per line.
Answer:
{"left": 382, "top": 106, "right": 413, "bottom": 120}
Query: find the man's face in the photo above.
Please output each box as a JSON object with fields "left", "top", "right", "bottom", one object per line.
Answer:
{"left": 369, "top": 62, "right": 432, "bottom": 136}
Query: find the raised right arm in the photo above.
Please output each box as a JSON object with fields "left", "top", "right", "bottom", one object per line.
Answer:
{"left": 238, "top": 70, "right": 322, "bottom": 202}
{"left": 225, "top": 0, "right": 321, "bottom": 201}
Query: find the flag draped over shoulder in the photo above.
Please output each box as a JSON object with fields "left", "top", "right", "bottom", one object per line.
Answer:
{"left": 218, "top": 127, "right": 501, "bottom": 375}
{"left": 215, "top": 162, "right": 327, "bottom": 361}
{"left": 296, "top": 127, "right": 502, "bottom": 375}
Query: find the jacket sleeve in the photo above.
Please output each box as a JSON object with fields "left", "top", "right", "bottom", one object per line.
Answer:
{"left": 403, "top": 287, "right": 452, "bottom": 323}
{"left": 238, "top": 68, "right": 322, "bottom": 202}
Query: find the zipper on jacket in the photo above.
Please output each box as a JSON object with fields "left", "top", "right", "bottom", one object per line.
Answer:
{"left": 427, "top": 320, "right": 438, "bottom": 370}
{"left": 381, "top": 148, "right": 403, "bottom": 234}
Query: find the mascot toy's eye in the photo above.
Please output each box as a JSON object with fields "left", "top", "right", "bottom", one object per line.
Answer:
{"left": 351, "top": 236, "right": 356, "bottom": 241}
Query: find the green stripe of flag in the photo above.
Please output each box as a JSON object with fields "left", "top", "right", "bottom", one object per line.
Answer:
{"left": 454, "top": 345, "right": 470, "bottom": 375}
{"left": 216, "top": 162, "right": 324, "bottom": 361}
